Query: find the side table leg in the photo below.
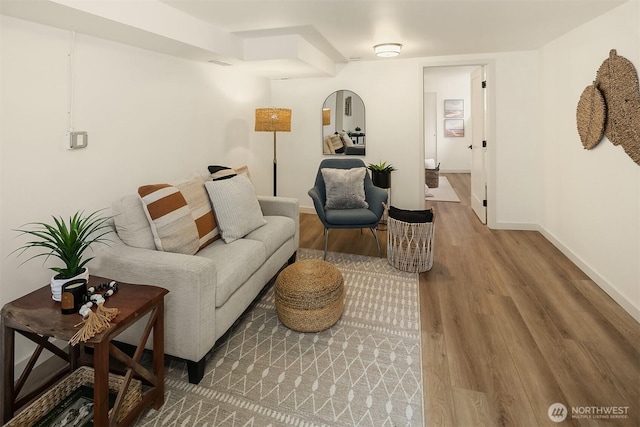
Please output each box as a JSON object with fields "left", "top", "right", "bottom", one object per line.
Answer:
{"left": 1, "top": 324, "right": 15, "bottom": 423}
{"left": 93, "top": 341, "right": 110, "bottom": 426}
{"left": 152, "top": 299, "right": 165, "bottom": 409}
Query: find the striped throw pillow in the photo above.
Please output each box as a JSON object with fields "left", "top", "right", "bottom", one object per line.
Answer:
{"left": 138, "top": 184, "right": 199, "bottom": 255}
{"left": 176, "top": 176, "right": 219, "bottom": 250}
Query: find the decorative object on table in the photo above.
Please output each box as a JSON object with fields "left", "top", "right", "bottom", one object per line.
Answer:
{"left": 255, "top": 107, "right": 292, "bottom": 195}
{"left": 4, "top": 366, "right": 141, "bottom": 426}
{"left": 69, "top": 280, "right": 120, "bottom": 345}
{"left": 60, "top": 278, "right": 87, "bottom": 314}
{"left": 424, "top": 159, "right": 440, "bottom": 188}
{"left": 387, "top": 206, "right": 435, "bottom": 273}
{"left": 367, "top": 160, "right": 396, "bottom": 189}
{"left": 444, "top": 99, "right": 464, "bottom": 118}
{"left": 444, "top": 118, "right": 464, "bottom": 137}
{"left": 576, "top": 81, "right": 607, "bottom": 149}
{"left": 275, "top": 259, "right": 344, "bottom": 332}
{"left": 577, "top": 49, "right": 639, "bottom": 165}
{"left": 12, "top": 210, "right": 112, "bottom": 301}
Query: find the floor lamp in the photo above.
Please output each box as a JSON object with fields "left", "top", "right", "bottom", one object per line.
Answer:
{"left": 255, "top": 108, "right": 292, "bottom": 196}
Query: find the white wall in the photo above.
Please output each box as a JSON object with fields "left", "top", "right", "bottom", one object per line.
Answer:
{"left": 0, "top": 16, "right": 270, "bottom": 358}
{"left": 538, "top": 0, "right": 640, "bottom": 319}
{"left": 272, "top": 52, "right": 540, "bottom": 228}
{"left": 423, "top": 66, "right": 477, "bottom": 173}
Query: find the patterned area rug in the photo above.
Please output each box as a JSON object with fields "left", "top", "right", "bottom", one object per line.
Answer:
{"left": 135, "top": 248, "right": 423, "bottom": 426}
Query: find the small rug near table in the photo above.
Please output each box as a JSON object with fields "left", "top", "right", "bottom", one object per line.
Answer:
{"left": 135, "top": 248, "right": 423, "bottom": 426}
{"left": 425, "top": 176, "right": 460, "bottom": 202}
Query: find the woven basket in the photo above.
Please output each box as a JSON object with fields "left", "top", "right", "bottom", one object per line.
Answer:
{"left": 5, "top": 366, "right": 142, "bottom": 426}
{"left": 387, "top": 217, "right": 435, "bottom": 273}
{"left": 425, "top": 166, "right": 440, "bottom": 188}
{"left": 275, "top": 259, "right": 344, "bottom": 332}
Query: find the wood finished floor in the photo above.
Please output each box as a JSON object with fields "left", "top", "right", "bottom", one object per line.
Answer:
{"left": 299, "top": 173, "right": 640, "bottom": 427}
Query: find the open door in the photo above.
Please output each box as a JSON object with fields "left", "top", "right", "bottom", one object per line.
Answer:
{"left": 470, "top": 67, "right": 487, "bottom": 223}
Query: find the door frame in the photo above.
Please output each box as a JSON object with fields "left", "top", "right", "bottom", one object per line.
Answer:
{"left": 418, "top": 59, "right": 497, "bottom": 228}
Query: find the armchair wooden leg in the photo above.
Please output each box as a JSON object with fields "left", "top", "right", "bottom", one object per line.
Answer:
{"left": 369, "top": 227, "right": 382, "bottom": 257}
{"left": 324, "top": 228, "right": 329, "bottom": 260}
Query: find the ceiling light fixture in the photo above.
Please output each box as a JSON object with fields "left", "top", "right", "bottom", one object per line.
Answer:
{"left": 374, "top": 43, "right": 402, "bottom": 58}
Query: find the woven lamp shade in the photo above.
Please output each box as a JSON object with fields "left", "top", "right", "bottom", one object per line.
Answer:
{"left": 322, "top": 108, "right": 331, "bottom": 126}
{"left": 255, "top": 108, "right": 292, "bottom": 132}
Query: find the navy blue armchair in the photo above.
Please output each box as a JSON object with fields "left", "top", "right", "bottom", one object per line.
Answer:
{"left": 308, "top": 158, "right": 388, "bottom": 259}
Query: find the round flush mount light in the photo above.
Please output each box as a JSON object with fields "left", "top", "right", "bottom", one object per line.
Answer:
{"left": 374, "top": 43, "right": 402, "bottom": 58}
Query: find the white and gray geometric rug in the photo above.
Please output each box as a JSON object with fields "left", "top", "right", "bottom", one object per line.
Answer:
{"left": 135, "top": 248, "right": 423, "bottom": 426}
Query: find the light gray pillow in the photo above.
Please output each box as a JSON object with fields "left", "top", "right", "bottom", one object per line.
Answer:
{"left": 321, "top": 167, "right": 369, "bottom": 209}
{"left": 204, "top": 174, "right": 266, "bottom": 243}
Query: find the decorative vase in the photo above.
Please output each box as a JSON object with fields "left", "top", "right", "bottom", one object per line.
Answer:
{"left": 51, "top": 268, "right": 89, "bottom": 302}
{"left": 371, "top": 171, "right": 391, "bottom": 189}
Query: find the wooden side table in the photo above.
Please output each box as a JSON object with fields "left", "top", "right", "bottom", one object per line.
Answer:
{"left": 0, "top": 276, "right": 168, "bottom": 426}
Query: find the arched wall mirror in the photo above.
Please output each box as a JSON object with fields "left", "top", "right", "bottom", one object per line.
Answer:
{"left": 322, "top": 90, "right": 366, "bottom": 155}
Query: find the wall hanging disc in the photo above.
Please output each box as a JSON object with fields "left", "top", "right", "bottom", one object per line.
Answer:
{"left": 576, "top": 82, "right": 606, "bottom": 149}
{"left": 595, "top": 49, "right": 640, "bottom": 150}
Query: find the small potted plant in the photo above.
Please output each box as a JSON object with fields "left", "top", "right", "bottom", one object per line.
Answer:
{"left": 367, "top": 161, "right": 396, "bottom": 189}
{"left": 13, "top": 210, "right": 112, "bottom": 301}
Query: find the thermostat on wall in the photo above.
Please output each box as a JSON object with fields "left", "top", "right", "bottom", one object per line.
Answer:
{"left": 65, "top": 131, "right": 88, "bottom": 150}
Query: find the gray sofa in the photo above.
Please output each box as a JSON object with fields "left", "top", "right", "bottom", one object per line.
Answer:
{"left": 93, "top": 188, "right": 299, "bottom": 384}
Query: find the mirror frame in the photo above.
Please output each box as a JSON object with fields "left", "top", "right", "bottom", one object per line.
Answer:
{"left": 322, "top": 90, "right": 365, "bottom": 156}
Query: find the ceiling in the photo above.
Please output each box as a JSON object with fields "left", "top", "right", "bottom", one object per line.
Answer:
{"left": 1, "top": 0, "right": 627, "bottom": 78}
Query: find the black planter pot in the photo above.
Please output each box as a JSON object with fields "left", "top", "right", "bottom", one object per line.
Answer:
{"left": 371, "top": 171, "right": 391, "bottom": 189}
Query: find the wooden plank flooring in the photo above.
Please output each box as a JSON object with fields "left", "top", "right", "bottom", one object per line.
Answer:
{"left": 299, "top": 173, "right": 639, "bottom": 426}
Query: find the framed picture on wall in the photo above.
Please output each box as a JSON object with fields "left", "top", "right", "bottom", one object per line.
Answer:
{"left": 445, "top": 119, "right": 464, "bottom": 137}
{"left": 444, "top": 99, "right": 464, "bottom": 118}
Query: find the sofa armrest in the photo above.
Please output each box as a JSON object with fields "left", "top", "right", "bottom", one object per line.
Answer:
{"left": 92, "top": 228, "right": 218, "bottom": 363}
{"left": 258, "top": 196, "right": 299, "bottom": 249}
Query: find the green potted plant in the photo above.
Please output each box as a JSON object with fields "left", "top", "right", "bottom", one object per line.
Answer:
{"left": 367, "top": 161, "right": 396, "bottom": 189}
{"left": 13, "top": 210, "right": 112, "bottom": 301}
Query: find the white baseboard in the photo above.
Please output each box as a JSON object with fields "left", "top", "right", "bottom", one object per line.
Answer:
{"left": 440, "top": 169, "right": 471, "bottom": 174}
{"left": 492, "top": 222, "right": 539, "bottom": 231}
{"left": 538, "top": 225, "right": 640, "bottom": 323}
{"left": 299, "top": 206, "right": 316, "bottom": 215}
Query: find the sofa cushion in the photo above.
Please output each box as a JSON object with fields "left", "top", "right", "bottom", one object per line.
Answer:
{"left": 112, "top": 194, "right": 156, "bottom": 250}
{"left": 138, "top": 184, "right": 199, "bottom": 255}
{"left": 176, "top": 176, "right": 219, "bottom": 250}
{"left": 208, "top": 165, "right": 237, "bottom": 181}
{"left": 204, "top": 174, "right": 266, "bottom": 243}
{"left": 196, "top": 238, "right": 267, "bottom": 307}
{"left": 244, "top": 216, "right": 296, "bottom": 259}
{"left": 321, "top": 167, "right": 368, "bottom": 209}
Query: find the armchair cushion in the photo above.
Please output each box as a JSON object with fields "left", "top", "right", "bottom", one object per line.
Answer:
{"left": 321, "top": 167, "right": 368, "bottom": 209}
{"left": 325, "top": 208, "right": 379, "bottom": 225}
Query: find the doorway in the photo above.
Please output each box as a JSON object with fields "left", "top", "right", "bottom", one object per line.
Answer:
{"left": 422, "top": 64, "right": 489, "bottom": 225}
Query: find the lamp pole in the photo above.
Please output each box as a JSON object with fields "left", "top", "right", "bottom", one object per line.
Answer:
{"left": 273, "top": 130, "right": 277, "bottom": 196}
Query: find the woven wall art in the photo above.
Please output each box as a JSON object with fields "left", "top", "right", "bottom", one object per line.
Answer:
{"left": 576, "top": 81, "right": 606, "bottom": 150}
{"left": 577, "top": 49, "right": 640, "bottom": 166}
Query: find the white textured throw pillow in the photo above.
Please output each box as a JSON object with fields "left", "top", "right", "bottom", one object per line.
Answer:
{"left": 204, "top": 174, "right": 267, "bottom": 243}
{"left": 321, "top": 167, "right": 369, "bottom": 209}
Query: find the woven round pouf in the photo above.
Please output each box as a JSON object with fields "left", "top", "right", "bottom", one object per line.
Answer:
{"left": 275, "top": 259, "right": 344, "bottom": 332}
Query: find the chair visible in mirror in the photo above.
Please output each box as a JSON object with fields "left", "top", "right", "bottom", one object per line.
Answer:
{"left": 308, "top": 158, "right": 388, "bottom": 259}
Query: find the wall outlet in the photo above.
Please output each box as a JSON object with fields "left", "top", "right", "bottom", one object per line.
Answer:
{"left": 65, "top": 131, "right": 88, "bottom": 150}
